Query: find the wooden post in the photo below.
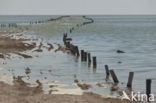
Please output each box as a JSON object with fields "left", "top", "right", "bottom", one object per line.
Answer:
{"left": 93, "top": 56, "right": 96, "bottom": 68}
{"left": 105, "top": 65, "right": 109, "bottom": 80}
{"left": 127, "top": 72, "right": 134, "bottom": 88}
{"left": 146, "top": 79, "right": 152, "bottom": 101}
{"left": 81, "top": 50, "right": 84, "bottom": 61}
{"left": 75, "top": 46, "right": 79, "bottom": 56}
{"left": 63, "top": 33, "right": 66, "bottom": 44}
{"left": 88, "top": 53, "right": 91, "bottom": 67}
{"left": 70, "top": 44, "right": 75, "bottom": 54}
{"left": 70, "top": 29, "right": 72, "bottom": 33}
{"left": 66, "top": 42, "right": 70, "bottom": 49}
{"left": 105, "top": 65, "right": 109, "bottom": 76}
{"left": 110, "top": 69, "right": 119, "bottom": 83}
{"left": 84, "top": 52, "right": 87, "bottom": 61}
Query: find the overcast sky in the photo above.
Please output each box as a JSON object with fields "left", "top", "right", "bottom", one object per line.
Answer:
{"left": 0, "top": 0, "right": 156, "bottom": 15}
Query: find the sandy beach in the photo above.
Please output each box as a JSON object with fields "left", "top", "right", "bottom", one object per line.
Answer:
{"left": 0, "top": 80, "right": 130, "bottom": 103}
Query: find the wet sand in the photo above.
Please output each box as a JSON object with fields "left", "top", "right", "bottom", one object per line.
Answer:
{"left": 0, "top": 80, "right": 131, "bottom": 103}
{"left": 0, "top": 32, "right": 36, "bottom": 59}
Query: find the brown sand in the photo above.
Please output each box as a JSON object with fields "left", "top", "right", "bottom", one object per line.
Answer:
{"left": 0, "top": 32, "right": 36, "bottom": 58}
{"left": 0, "top": 36, "right": 35, "bottom": 54}
{"left": 0, "top": 79, "right": 131, "bottom": 103}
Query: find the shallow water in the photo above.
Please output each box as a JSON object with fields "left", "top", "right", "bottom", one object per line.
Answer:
{"left": 0, "top": 15, "right": 156, "bottom": 97}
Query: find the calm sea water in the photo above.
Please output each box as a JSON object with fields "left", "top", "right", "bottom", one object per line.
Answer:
{"left": 0, "top": 15, "right": 156, "bottom": 96}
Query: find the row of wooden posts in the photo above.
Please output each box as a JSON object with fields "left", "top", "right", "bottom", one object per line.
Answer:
{"left": 0, "top": 23, "right": 18, "bottom": 28}
{"left": 105, "top": 65, "right": 152, "bottom": 101}
{"left": 63, "top": 33, "right": 152, "bottom": 101}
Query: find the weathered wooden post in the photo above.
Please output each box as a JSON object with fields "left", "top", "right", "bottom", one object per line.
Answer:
{"left": 66, "top": 42, "right": 70, "bottom": 49}
{"left": 146, "top": 79, "right": 152, "bottom": 101}
{"left": 127, "top": 72, "right": 134, "bottom": 88}
{"left": 63, "top": 33, "right": 66, "bottom": 44}
{"left": 110, "top": 69, "right": 119, "bottom": 83}
{"left": 105, "top": 65, "right": 109, "bottom": 80}
{"left": 65, "top": 33, "right": 67, "bottom": 37}
{"left": 84, "top": 52, "right": 87, "bottom": 61}
{"left": 75, "top": 46, "right": 79, "bottom": 56}
{"left": 81, "top": 50, "right": 84, "bottom": 61}
{"left": 70, "top": 44, "right": 74, "bottom": 54}
{"left": 93, "top": 56, "right": 97, "bottom": 68}
{"left": 88, "top": 53, "right": 91, "bottom": 67}
{"left": 70, "top": 29, "right": 72, "bottom": 33}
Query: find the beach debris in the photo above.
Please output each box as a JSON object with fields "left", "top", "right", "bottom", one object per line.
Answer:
{"left": 77, "top": 83, "right": 91, "bottom": 90}
{"left": 40, "top": 71, "right": 43, "bottom": 75}
{"left": 117, "top": 61, "right": 122, "bottom": 64}
{"left": 74, "top": 79, "right": 79, "bottom": 83}
{"left": 38, "top": 42, "right": 43, "bottom": 49}
{"left": 74, "top": 74, "right": 77, "bottom": 78}
{"left": 48, "top": 70, "right": 52, "bottom": 72}
{"left": 110, "top": 85, "right": 119, "bottom": 91}
{"left": 0, "top": 62, "right": 6, "bottom": 65}
{"left": 96, "top": 83, "right": 107, "bottom": 88}
{"left": 96, "top": 83, "right": 103, "bottom": 87}
{"left": 54, "top": 44, "right": 66, "bottom": 53}
{"left": 14, "top": 52, "right": 32, "bottom": 58}
{"left": 13, "top": 76, "right": 28, "bottom": 86}
{"left": 47, "top": 43, "right": 54, "bottom": 51}
{"left": 36, "top": 80, "right": 42, "bottom": 88}
{"left": 116, "top": 50, "right": 125, "bottom": 53}
{"left": 49, "top": 85, "right": 58, "bottom": 88}
{"left": 25, "top": 67, "right": 31, "bottom": 75}
{"left": 33, "top": 49, "right": 43, "bottom": 52}
{"left": 0, "top": 54, "right": 5, "bottom": 59}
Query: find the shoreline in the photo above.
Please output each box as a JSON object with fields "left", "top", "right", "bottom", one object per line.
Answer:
{"left": 0, "top": 80, "right": 131, "bottom": 103}
{"left": 0, "top": 31, "right": 131, "bottom": 103}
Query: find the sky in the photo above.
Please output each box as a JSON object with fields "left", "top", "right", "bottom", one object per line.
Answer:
{"left": 0, "top": 0, "right": 156, "bottom": 15}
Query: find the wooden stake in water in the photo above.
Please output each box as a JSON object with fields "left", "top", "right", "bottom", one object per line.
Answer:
{"left": 93, "top": 56, "right": 97, "bottom": 68}
{"left": 63, "top": 33, "right": 67, "bottom": 44}
{"left": 127, "top": 72, "right": 134, "bottom": 88}
{"left": 81, "top": 50, "right": 84, "bottom": 61}
{"left": 110, "top": 69, "right": 119, "bottom": 83}
{"left": 105, "top": 65, "right": 109, "bottom": 80}
{"left": 88, "top": 53, "right": 91, "bottom": 67}
{"left": 146, "top": 79, "right": 152, "bottom": 101}
{"left": 66, "top": 42, "right": 70, "bottom": 49}
{"left": 75, "top": 46, "right": 79, "bottom": 56}
{"left": 84, "top": 52, "right": 87, "bottom": 61}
